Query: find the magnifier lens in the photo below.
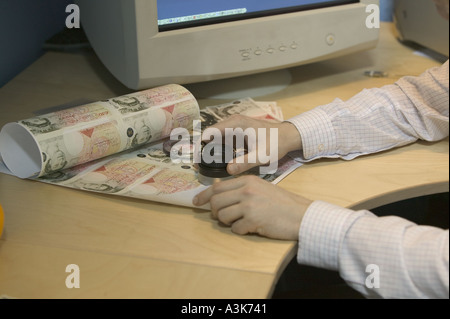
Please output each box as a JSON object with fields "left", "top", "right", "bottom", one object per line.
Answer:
{"left": 198, "top": 143, "right": 235, "bottom": 185}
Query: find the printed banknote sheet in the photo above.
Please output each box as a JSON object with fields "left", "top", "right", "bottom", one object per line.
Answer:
{"left": 0, "top": 84, "right": 301, "bottom": 209}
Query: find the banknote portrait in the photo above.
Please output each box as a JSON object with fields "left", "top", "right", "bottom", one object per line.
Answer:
{"left": 20, "top": 117, "right": 58, "bottom": 135}
{"left": 146, "top": 148, "right": 173, "bottom": 164}
{"left": 199, "top": 110, "right": 220, "bottom": 130}
{"left": 71, "top": 179, "right": 119, "bottom": 193}
{"left": 42, "top": 143, "right": 68, "bottom": 174}
{"left": 213, "top": 101, "right": 249, "bottom": 119}
{"left": 108, "top": 96, "right": 147, "bottom": 114}
{"left": 38, "top": 169, "right": 76, "bottom": 183}
{"left": 129, "top": 118, "right": 153, "bottom": 148}
{"left": 205, "top": 98, "right": 276, "bottom": 121}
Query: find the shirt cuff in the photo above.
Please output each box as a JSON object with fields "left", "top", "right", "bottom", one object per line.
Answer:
{"left": 286, "top": 108, "right": 337, "bottom": 161}
{"left": 297, "top": 200, "right": 370, "bottom": 271}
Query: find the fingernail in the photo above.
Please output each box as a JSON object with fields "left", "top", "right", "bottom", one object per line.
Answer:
{"left": 228, "top": 164, "right": 237, "bottom": 174}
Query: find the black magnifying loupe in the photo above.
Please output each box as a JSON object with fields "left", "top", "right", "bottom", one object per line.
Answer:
{"left": 198, "top": 143, "right": 235, "bottom": 185}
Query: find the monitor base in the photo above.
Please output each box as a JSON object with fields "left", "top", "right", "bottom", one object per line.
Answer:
{"left": 185, "top": 69, "right": 292, "bottom": 100}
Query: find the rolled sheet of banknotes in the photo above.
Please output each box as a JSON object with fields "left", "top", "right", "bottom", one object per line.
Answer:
{"left": 0, "top": 84, "right": 200, "bottom": 178}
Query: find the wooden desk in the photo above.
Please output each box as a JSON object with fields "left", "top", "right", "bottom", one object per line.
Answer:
{"left": 0, "top": 23, "right": 448, "bottom": 298}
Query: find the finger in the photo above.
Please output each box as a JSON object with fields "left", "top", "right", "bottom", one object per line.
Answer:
{"left": 193, "top": 186, "right": 215, "bottom": 206}
{"left": 210, "top": 190, "right": 244, "bottom": 222}
{"left": 230, "top": 217, "right": 254, "bottom": 236}
{"left": 193, "top": 176, "right": 247, "bottom": 206}
{"left": 227, "top": 151, "right": 261, "bottom": 175}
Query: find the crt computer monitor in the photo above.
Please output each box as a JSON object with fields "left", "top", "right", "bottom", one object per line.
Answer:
{"left": 76, "top": 0, "right": 379, "bottom": 95}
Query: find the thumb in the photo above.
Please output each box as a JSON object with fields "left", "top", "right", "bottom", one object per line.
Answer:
{"left": 227, "top": 151, "right": 260, "bottom": 175}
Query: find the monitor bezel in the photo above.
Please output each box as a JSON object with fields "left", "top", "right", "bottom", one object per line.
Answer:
{"left": 158, "top": 0, "right": 359, "bottom": 32}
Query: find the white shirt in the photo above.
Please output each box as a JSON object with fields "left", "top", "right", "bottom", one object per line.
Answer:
{"left": 287, "top": 60, "right": 449, "bottom": 299}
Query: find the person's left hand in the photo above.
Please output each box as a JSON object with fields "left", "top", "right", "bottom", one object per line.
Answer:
{"left": 193, "top": 175, "right": 313, "bottom": 240}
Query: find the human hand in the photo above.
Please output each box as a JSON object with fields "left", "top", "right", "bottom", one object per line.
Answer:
{"left": 193, "top": 175, "right": 313, "bottom": 240}
{"left": 201, "top": 114, "right": 302, "bottom": 175}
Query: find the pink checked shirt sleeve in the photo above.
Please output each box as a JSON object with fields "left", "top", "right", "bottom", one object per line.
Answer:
{"left": 287, "top": 60, "right": 449, "bottom": 299}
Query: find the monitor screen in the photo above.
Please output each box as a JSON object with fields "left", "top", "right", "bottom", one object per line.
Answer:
{"left": 158, "top": 0, "right": 358, "bottom": 31}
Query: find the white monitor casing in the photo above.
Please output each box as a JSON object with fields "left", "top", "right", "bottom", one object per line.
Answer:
{"left": 76, "top": 0, "right": 379, "bottom": 90}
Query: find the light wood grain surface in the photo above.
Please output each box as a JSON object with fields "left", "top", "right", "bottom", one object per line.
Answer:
{"left": 0, "top": 23, "right": 448, "bottom": 298}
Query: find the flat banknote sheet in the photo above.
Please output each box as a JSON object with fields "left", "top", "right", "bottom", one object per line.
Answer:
{"left": 0, "top": 84, "right": 301, "bottom": 209}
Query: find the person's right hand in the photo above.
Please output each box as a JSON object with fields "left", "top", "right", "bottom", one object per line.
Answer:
{"left": 193, "top": 175, "right": 312, "bottom": 240}
{"left": 201, "top": 114, "right": 302, "bottom": 175}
